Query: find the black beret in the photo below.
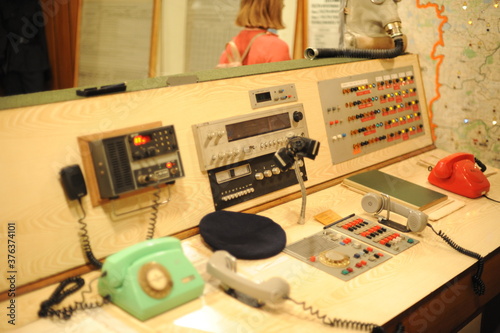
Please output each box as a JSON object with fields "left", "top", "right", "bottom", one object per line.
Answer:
{"left": 199, "top": 211, "right": 286, "bottom": 260}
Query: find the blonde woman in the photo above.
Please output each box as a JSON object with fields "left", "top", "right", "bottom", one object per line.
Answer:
{"left": 218, "top": 0, "right": 290, "bottom": 67}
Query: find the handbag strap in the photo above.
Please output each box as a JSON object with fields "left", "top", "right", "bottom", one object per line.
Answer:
{"left": 227, "top": 32, "right": 266, "bottom": 64}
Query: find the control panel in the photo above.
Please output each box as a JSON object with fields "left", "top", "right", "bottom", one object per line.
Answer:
{"left": 192, "top": 104, "right": 308, "bottom": 171}
{"left": 207, "top": 154, "right": 306, "bottom": 210}
{"left": 285, "top": 214, "right": 419, "bottom": 281}
{"left": 248, "top": 83, "right": 298, "bottom": 109}
{"left": 285, "top": 228, "right": 393, "bottom": 281}
{"left": 193, "top": 104, "right": 309, "bottom": 210}
{"left": 89, "top": 125, "right": 184, "bottom": 199}
{"left": 318, "top": 66, "right": 426, "bottom": 164}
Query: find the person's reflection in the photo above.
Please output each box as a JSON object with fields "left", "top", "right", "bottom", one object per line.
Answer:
{"left": 0, "top": 0, "right": 50, "bottom": 96}
{"left": 217, "top": 0, "right": 290, "bottom": 68}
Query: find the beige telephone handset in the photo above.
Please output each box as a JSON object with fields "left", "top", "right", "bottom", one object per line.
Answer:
{"left": 362, "top": 192, "right": 428, "bottom": 232}
{"left": 207, "top": 250, "right": 290, "bottom": 306}
{"left": 207, "top": 252, "right": 388, "bottom": 331}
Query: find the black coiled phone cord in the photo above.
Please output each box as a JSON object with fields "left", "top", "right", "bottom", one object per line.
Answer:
{"left": 427, "top": 223, "right": 486, "bottom": 296}
{"left": 77, "top": 198, "right": 102, "bottom": 269}
{"left": 287, "top": 297, "right": 386, "bottom": 332}
{"left": 38, "top": 276, "right": 110, "bottom": 320}
{"left": 146, "top": 184, "right": 161, "bottom": 240}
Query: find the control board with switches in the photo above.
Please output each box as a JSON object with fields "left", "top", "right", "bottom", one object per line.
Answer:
{"left": 248, "top": 83, "right": 298, "bottom": 109}
{"left": 192, "top": 104, "right": 309, "bottom": 209}
{"left": 284, "top": 214, "right": 418, "bottom": 281}
{"left": 318, "top": 65, "right": 427, "bottom": 165}
{"left": 207, "top": 153, "right": 306, "bottom": 210}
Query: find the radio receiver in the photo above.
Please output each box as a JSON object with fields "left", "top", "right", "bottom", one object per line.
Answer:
{"left": 89, "top": 125, "right": 184, "bottom": 199}
{"left": 192, "top": 104, "right": 310, "bottom": 210}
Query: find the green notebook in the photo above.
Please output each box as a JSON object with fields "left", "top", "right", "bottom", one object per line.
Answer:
{"left": 343, "top": 169, "right": 448, "bottom": 211}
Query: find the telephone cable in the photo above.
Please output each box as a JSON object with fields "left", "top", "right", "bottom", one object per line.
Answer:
{"left": 146, "top": 184, "right": 162, "bottom": 240}
{"left": 38, "top": 275, "right": 110, "bottom": 320}
{"left": 287, "top": 297, "right": 385, "bottom": 332}
{"left": 77, "top": 198, "right": 102, "bottom": 269}
{"left": 427, "top": 223, "right": 485, "bottom": 296}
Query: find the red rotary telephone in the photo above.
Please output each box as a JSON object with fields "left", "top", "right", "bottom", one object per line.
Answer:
{"left": 428, "top": 153, "right": 490, "bottom": 198}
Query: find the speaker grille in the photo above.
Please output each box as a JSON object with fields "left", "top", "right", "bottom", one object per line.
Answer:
{"left": 103, "top": 137, "right": 134, "bottom": 195}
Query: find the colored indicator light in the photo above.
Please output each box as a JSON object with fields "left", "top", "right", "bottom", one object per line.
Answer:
{"left": 133, "top": 135, "right": 151, "bottom": 146}
{"left": 166, "top": 162, "right": 173, "bottom": 168}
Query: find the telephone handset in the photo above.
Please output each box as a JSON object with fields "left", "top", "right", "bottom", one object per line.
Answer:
{"left": 428, "top": 152, "right": 490, "bottom": 198}
{"left": 207, "top": 250, "right": 290, "bottom": 306}
{"left": 98, "top": 237, "right": 204, "bottom": 321}
{"left": 362, "top": 192, "right": 428, "bottom": 232}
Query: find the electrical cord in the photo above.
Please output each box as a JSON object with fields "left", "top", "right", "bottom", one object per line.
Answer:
{"left": 287, "top": 297, "right": 385, "bottom": 332}
{"left": 483, "top": 195, "right": 500, "bottom": 203}
{"left": 38, "top": 275, "right": 110, "bottom": 320}
{"left": 77, "top": 198, "right": 102, "bottom": 269}
{"left": 427, "top": 223, "right": 486, "bottom": 296}
{"left": 146, "top": 184, "right": 162, "bottom": 240}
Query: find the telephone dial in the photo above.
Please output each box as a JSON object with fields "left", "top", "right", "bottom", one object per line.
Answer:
{"left": 207, "top": 250, "right": 290, "bottom": 306}
{"left": 428, "top": 152, "right": 490, "bottom": 198}
{"left": 362, "top": 192, "right": 428, "bottom": 232}
{"left": 98, "top": 237, "right": 205, "bottom": 321}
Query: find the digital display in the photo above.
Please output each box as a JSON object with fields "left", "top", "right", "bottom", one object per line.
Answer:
{"left": 255, "top": 91, "right": 272, "bottom": 103}
{"left": 132, "top": 135, "right": 151, "bottom": 146}
{"left": 226, "top": 113, "right": 291, "bottom": 142}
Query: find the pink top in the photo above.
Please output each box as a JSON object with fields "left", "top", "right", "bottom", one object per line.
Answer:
{"left": 218, "top": 29, "right": 291, "bottom": 66}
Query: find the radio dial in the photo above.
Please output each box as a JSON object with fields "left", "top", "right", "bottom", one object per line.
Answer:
{"left": 272, "top": 167, "right": 281, "bottom": 175}
{"left": 293, "top": 111, "right": 304, "bottom": 122}
{"left": 255, "top": 172, "right": 264, "bottom": 180}
{"left": 263, "top": 170, "right": 272, "bottom": 178}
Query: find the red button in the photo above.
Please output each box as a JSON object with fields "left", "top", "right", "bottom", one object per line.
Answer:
{"left": 309, "top": 256, "right": 316, "bottom": 262}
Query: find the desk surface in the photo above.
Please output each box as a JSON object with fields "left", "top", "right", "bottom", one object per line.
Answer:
{"left": 4, "top": 149, "right": 500, "bottom": 333}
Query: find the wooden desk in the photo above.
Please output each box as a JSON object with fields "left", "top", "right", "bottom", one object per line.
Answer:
{"left": 3, "top": 150, "right": 500, "bottom": 332}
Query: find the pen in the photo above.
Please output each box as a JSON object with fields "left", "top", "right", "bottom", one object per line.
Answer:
{"left": 323, "top": 213, "right": 356, "bottom": 229}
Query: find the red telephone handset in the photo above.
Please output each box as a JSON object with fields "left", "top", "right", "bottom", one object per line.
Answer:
{"left": 428, "top": 153, "right": 490, "bottom": 198}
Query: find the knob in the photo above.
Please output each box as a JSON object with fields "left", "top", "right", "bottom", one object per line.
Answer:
{"left": 293, "top": 111, "right": 304, "bottom": 122}
{"left": 147, "top": 147, "right": 157, "bottom": 157}
{"left": 255, "top": 172, "right": 264, "bottom": 180}
{"left": 272, "top": 167, "right": 281, "bottom": 175}
{"left": 263, "top": 170, "right": 272, "bottom": 178}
